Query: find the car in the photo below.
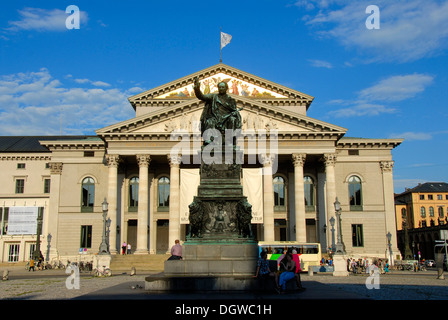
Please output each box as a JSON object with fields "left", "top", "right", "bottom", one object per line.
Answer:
{"left": 426, "top": 260, "right": 436, "bottom": 267}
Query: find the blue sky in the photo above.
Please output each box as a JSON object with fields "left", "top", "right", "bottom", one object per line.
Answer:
{"left": 0, "top": 0, "right": 447, "bottom": 193}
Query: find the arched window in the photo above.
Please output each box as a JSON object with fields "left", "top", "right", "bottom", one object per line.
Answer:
{"left": 401, "top": 208, "right": 407, "bottom": 218}
{"left": 158, "top": 177, "right": 170, "bottom": 211}
{"left": 304, "top": 176, "right": 315, "bottom": 211}
{"left": 420, "top": 206, "right": 426, "bottom": 218}
{"left": 81, "top": 177, "right": 95, "bottom": 212}
{"left": 429, "top": 206, "right": 435, "bottom": 217}
{"left": 439, "top": 207, "right": 445, "bottom": 218}
{"left": 273, "top": 176, "right": 286, "bottom": 210}
{"left": 348, "top": 175, "right": 362, "bottom": 211}
{"left": 129, "top": 177, "right": 139, "bottom": 211}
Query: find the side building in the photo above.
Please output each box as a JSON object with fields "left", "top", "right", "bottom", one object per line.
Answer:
{"left": 395, "top": 182, "right": 448, "bottom": 260}
{"left": 0, "top": 63, "right": 403, "bottom": 264}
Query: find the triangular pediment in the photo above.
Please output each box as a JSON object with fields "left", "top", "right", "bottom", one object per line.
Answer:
{"left": 96, "top": 95, "right": 346, "bottom": 140}
{"left": 128, "top": 63, "right": 314, "bottom": 109}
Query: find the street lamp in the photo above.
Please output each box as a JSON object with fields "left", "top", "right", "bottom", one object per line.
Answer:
{"left": 334, "top": 197, "right": 345, "bottom": 255}
{"left": 33, "top": 208, "right": 43, "bottom": 260}
{"left": 329, "top": 216, "right": 335, "bottom": 253}
{"left": 98, "top": 198, "right": 110, "bottom": 255}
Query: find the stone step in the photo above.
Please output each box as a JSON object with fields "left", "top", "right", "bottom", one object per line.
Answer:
{"left": 110, "top": 254, "right": 169, "bottom": 271}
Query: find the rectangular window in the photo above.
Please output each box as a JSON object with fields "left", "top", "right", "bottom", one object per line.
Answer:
{"left": 437, "top": 195, "right": 443, "bottom": 200}
{"left": 80, "top": 225, "right": 92, "bottom": 248}
{"left": 428, "top": 195, "right": 433, "bottom": 200}
{"left": 348, "top": 150, "right": 359, "bottom": 156}
{"left": 29, "top": 244, "right": 36, "bottom": 259}
{"left": 15, "top": 179, "right": 25, "bottom": 194}
{"left": 352, "top": 224, "right": 364, "bottom": 247}
{"left": 44, "top": 179, "right": 51, "bottom": 193}
{"left": 420, "top": 195, "right": 425, "bottom": 200}
{"left": 17, "top": 163, "right": 25, "bottom": 169}
{"left": 8, "top": 244, "right": 20, "bottom": 262}
{"left": 1, "top": 208, "right": 8, "bottom": 235}
{"left": 83, "top": 151, "right": 95, "bottom": 157}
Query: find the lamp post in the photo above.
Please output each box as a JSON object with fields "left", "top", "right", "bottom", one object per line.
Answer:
{"left": 329, "top": 216, "right": 336, "bottom": 254}
{"left": 98, "top": 198, "right": 110, "bottom": 255}
{"left": 33, "top": 208, "right": 43, "bottom": 261}
{"left": 332, "top": 197, "right": 348, "bottom": 276}
{"left": 334, "top": 197, "right": 345, "bottom": 255}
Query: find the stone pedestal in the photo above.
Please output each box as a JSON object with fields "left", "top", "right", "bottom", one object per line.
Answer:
{"left": 332, "top": 254, "right": 349, "bottom": 276}
{"left": 94, "top": 254, "right": 111, "bottom": 272}
{"left": 164, "top": 242, "right": 258, "bottom": 276}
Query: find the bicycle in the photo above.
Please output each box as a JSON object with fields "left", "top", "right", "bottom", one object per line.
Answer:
{"left": 92, "top": 266, "right": 112, "bottom": 277}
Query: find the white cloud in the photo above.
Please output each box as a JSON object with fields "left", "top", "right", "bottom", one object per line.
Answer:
{"left": 328, "top": 103, "right": 396, "bottom": 118}
{"left": 327, "top": 73, "right": 433, "bottom": 118}
{"left": 0, "top": 68, "right": 136, "bottom": 135}
{"left": 295, "top": 0, "right": 448, "bottom": 63}
{"left": 389, "top": 131, "right": 432, "bottom": 141}
{"left": 308, "top": 59, "right": 333, "bottom": 68}
{"left": 5, "top": 7, "right": 88, "bottom": 32}
{"left": 359, "top": 74, "right": 434, "bottom": 102}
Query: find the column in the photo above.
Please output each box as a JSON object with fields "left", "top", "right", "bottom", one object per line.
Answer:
{"left": 168, "top": 154, "right": 181, "bottom": 250}
{"left": 261, "top": 153, "right": 275, "bottom": 242}
{"left": 292, "top": 154, "right": 307, "bottom": 242}
{"left": 106, "top": 154, "right": 120, "bottom": 254}
{"left": 381, "top": 161, "right": 399, "bottom": 264}
{"left": 135, "top": 154, "right": 151, "bottom": 254}
{"left": 46, "top": 162, "right": 62, "bottom": 260}
{"left": 323, "top": 153, "right": 337, "bottom": 251}
{"left": 148, "top": 173, "right": 156, "bottom": 254}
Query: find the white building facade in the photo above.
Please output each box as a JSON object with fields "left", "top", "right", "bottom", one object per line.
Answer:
{"left": 0, "top": 64, "right": 402, "bottom": 263}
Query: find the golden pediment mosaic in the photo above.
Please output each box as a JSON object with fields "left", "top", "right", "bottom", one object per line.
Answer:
{"left": 155, "top": 73, "right": 288, "bottom": 99}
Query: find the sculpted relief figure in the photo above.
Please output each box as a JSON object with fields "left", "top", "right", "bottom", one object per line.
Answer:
{"left": 193, "top": 77, "right": 242, "bottom": 145}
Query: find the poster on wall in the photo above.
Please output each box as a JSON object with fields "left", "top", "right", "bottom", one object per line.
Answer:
{"left": 180, "top": 168, "right": 200, "bottom": 224}
{"left": 7, "top": 207, "right": 39, "bottom": 235}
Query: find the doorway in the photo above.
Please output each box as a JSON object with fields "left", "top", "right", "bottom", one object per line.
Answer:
{"left": 157, "top": 219, "right": 169, "bottom": 253}
{"left": 127, "top": 220, "right": 137, "bottom": 253}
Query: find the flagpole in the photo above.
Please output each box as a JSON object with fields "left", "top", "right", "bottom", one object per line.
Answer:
{"left": 219, "top": 27, "right": 222, "bottom": 63}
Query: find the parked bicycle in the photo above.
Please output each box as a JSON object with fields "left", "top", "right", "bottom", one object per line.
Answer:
{"left": 92, "top": 266, "right": 112, "bottom": 277}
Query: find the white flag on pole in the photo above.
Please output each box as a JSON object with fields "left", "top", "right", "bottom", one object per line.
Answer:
{"left": 220, "top": 31, "right": 232, "bottom": 49}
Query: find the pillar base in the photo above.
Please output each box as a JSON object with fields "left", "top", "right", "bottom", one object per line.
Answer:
{"left": 333, "top": 254, "right": 349, "bottom": 276}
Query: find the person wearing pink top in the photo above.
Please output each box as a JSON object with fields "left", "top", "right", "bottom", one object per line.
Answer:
{"left": 292, "top": 249, "right": 305, "bottom": 291}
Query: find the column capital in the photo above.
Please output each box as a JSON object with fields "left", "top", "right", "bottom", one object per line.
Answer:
{"left": 168, "top": 154, "right": 182, "bottom": 167}
{"left": 260, "top": 153, "right": 276, "bottom": 167}
{"left": 49, "top": 162, "right": 63, "bottom": 175}
{"left": 292, "top": 153, "right": 306, "bottom": 167}
{"left": 322, "top": 153, "right": 337, "bottom": 166}
{"left": 380, "top": 161, "right": 394, "bottom": 173}
{"left": 136, "top": 154, "right": 151, "bottom": 168}
{"left": 106, "top": 154, "right": 121, "bottom": 168}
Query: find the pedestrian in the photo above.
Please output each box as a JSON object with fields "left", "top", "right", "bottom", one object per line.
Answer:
{"left": 292, "top": 249, "right": 305, "bottom": 291}
{"left": 127, "top": 243, "right": 132, "bottom": 254}
{"left": 122, "top": 242, "right": 127, "bottom": 255}
{"left": 254, "top": 250, "right": 279, "bottom": 292}
{"left": 168, "top": 239, "right": 182, "bottom": 260}
{"left": 29, "top": 258, "right": 35, "bottom": 272}
{"left": 278, "top": 252, "right": 296, "bottom": 293}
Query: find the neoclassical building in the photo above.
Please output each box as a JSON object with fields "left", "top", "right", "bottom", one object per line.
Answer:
{"left": 0, "top": 63, "right": 403, "bottom": 263}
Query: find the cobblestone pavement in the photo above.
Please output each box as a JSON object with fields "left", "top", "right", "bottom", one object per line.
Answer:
{"left": 1, "top": 266, "right": 447, "bottom": 300}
